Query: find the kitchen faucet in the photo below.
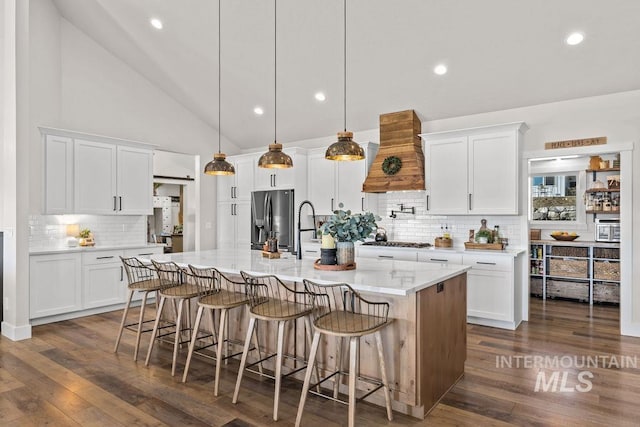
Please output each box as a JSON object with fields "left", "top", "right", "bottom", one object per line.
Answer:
{"left": 390, "top": 204, "right": 415, "bottom": 218}
{"left": 296, "top": 200, "right": 317, "bottom": 260}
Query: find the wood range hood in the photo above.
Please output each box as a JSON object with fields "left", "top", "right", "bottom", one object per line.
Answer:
{"left": 362, "top": 110, "right": 425, "bottom": 193}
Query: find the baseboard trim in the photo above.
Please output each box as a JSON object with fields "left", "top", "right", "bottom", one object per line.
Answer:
{"left": 1, "top": 321, "right": 32, "bottom": 341}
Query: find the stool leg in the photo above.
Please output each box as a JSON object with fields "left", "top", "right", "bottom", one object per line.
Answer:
{"left": 145, "top": 295, "right": 166, "bottom": 366}
{"left": 207, "top": 307, "right": 217, "bottom": 353}
{"left": 182, "top": 304, "right": 205, "bottom": 383}
{"left": 251, "top": 322, "right": 263, "bottom": 375}
{"left": 273, "top": 320, "right": 286, "bottom": 421}
{"left": 172, "top": 298, "right": 185, "bottom": 376}
{"left": 233, "top": 316, "right": 257, "bottom": 404}
{"left": 303, "top": 316, "right": 321, "bottom": 393}
{"left": 114, "top": 289, "right": 134, "bottom": 354}
{"left": 348, "top": 336, "right": 358, "bottom": 427}
{"left": 333, "top": 336, "right": 343, "bottom": 399}
{"left": 295, "top": 330, "right": 321, "bottom": 427}
{"left": 374, "top": 331, "right": 393, "bottom": 421}
{"left": 133, "top": 291, "right": 149, "bottom": 361}
{"left": 213, "top": 308, "right": 228, "bottom": 396}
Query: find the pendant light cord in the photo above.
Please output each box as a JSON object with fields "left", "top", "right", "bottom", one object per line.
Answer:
{"left": 274, "top": 0, "right": 278, "bottom": 144}
{"left": 343, "top": 0, "right": 347, "bottom": 132}
{"left": 218, "top": 0, "right": 222, "bottom": 154}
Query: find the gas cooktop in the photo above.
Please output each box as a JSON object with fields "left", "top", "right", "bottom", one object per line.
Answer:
{"left": 362, "top": 241, "right": 432, "bottom": 248}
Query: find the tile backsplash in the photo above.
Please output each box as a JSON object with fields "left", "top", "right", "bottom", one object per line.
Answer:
{"left": 29, "top": 215, "right": 147, "bottom": 249}
{"left": 374, "top": 192, "right": 524, "bottom": 248}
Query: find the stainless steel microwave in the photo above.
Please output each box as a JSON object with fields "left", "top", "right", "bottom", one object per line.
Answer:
{"left": 595, "top": 218, "right": 620, "bottom": 242}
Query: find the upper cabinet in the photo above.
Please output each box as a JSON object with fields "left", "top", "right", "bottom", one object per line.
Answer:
{"left": 421, "top": 122, "right": 527, "bottom": 215}
{"left": 217, "top": 154, "right": 256, "bottom": 202}
{"left": 307, "top": 143, "right": 378, "bottom": 215}
{"left": 41, "top": 127, "right": 153, "bottom": 215}
{"left": 254, "top": 148, "right": 307, "bottom": 192}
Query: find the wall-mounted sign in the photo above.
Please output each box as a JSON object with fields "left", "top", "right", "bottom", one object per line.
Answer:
{"left": 544, "top": 137, "right": 607, "bottom": 150}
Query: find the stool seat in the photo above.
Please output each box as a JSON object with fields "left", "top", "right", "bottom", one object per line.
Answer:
{"left": 159, "top": 283, "right": 202, "bottom": 299}
{"left": 198, "top": 289, "right": 249, "bottom": 310}
{"left": 314, "top": 312, "right": 389, "bottom": 337}
{"left": 127, "top": 278, "right": 162, "bottom": 292}
{"left": 251, "top": 300, "right": 312, "bottom": 321}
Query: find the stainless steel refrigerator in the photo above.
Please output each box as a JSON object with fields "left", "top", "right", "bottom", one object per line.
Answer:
{"left": 251, "top": 189, "right": 294, "bottom": 251}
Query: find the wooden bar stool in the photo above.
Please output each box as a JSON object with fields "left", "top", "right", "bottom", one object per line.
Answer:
{"left": 295, "top": 279, "right": 393, "bottom": 427}
{"left": 114, "top": 256, "right": 163, "bottom": 360}
{"left": 144, "top": 260, "right": 205, "bottom": 376}
{"left": 182, "top": 266, "right": 260, "bottom": 396}
{"left": 232, "top": 271, "right": 316, "bottom": 421}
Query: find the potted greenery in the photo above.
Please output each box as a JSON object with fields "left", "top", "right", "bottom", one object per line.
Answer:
{"left": 475, "top": 229, "right": 493, "bottom": 244}
{"left": 319, "top": 204, "right": 380, "bottom": 265}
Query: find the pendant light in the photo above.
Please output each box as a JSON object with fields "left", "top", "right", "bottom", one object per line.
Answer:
{"left": 325, "top": 0, "right": 364, "bottom": 161}
{"left": 258, "top": 0, "right": 293, "bottom": 169}
{"left": 204, "top": 0, "right": 235, "bottom": 176}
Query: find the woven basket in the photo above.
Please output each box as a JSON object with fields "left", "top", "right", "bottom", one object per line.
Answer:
{"left": 594, "top": 260, "right": 620, "bottom": 281}
{"left": 549, "top": 258, "right": 588, "bottom": 278}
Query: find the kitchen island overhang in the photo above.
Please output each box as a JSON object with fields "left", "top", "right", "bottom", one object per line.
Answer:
{"left": 144, "top": 249, "right": 470, "bottom": 418}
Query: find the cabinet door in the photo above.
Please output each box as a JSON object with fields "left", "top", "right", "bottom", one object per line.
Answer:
{"left": 254, "top": 165, "right": 273, "bottom": 190}
{"left": 217, "top": 201, "right": 236, "bottom": 248}
{"left": 217, "top": 174, "right": 235, "bottom": 202}
{"left": 74, "top": 139, "right": 117, "bottom": 214}
{"left": 308, "top": 151, "right": 336, "bottom": 215}
{"left": 44, "top": 135, "right": 74, "bottom": 214}
{"left": 466, "top": 269, "right": 512, "bottom": 321}
{"left": 425, "top": 136, "right": 468, "bottom": 214}
{"left": 337, "top": 160, "right": 366, "bottom": 212}
{"left": 468, "top": 131, "right": 518, "bottom": 214}
{"left": 273, "top": 165, "right": 295, "bottom": 189}
{"left": 117, "top": 146, "right": 153, "bottom": 215}
{"left": 30, "top": 253, "right": 82, "bottom": 318}
{"left": 234, "top": 156, "right": 256, "bottom": 201}
{"left": 83, "top": 263, "right": 124, "bottom": 308}
{"left": 235, "top": 201, "right": 252, "bottom": 250}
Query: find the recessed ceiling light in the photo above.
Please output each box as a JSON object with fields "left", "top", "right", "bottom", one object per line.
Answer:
{"left": 566, "top": 32, "right": 584, "bottom": 45}
{"left": 150, "top": 18, "right": 163, "bottom": 30}
{"left": 253, "top": 106, "right": 264, "bottom": 116}
{"left": 314, "top": 92, "right": 326, "bottom": 102}
{"left": 433, "top": 64, "right": 447, "bottom": 75}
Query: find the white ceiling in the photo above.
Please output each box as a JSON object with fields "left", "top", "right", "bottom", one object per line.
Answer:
{"left": 52, "top": 0, "right": 640, "bottom": 150}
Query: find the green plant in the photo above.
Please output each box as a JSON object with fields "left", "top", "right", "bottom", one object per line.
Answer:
{"left": 475, "top": 229, "right": 493, "bottom": 243}
{"left": 319, "top": 204, "right": 381, "bottom": 243}
{"left": 79, "top": 228, "right": 91, "bottom": 239}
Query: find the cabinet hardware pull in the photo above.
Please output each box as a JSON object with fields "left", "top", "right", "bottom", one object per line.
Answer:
{"left": 468, "top": 193, "right": 472, "bottom": 210}
{"left": 361, "top": 197, "right": 365, "bottom": 211}
{"left": 378, "top": 255, "right": 394, "bottom": 259}
{"left": 331, "top": 198, "right": 334, "bottom": 211}
{"left": 476, "top": 261, "right": 496, "bottom": 265}
{"left": 230, "top": 187, "right": 234, "bottom": 199}
{"left": 120, "top": 266, "right": 124, "bottom": 281}
{"left": 113, "top": 196, "right": 117, "bottom": 211}
{"left": 426, "top": 195, "right": 430, "bottom": 211}
{"left": 430, "top": 258, "right": 448, "bottom": 262}
{"left": 119, "top": 196, "right": 122, "bottom": 211}
{"left": 305, "top": 250, "right": 316, "bottom": 253}
{"left": 436, "top": 282, "right": 444, "bottom": 293}
{"left": 138, "top": 253, "right": 153, "bottom": 256}
{"left": 273, "top": 174, "right": 276, "bottom": 187}
{"left": 96, "top": 256, "right": 114, "bottom": 259}
{"left": 231, "top": 204, "right": 234, "bottom": 216}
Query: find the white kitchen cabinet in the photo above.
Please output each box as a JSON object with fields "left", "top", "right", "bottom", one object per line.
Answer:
{"left": 217, "top": 200, "right": 251, "bottom": 250}
{"left": 82, "top": 250, "right": 124, "bottom": 309}
{"left": 254, "top": 148, "right": 308, "bottom": 191}
{"left": 308, "top": 143, "right": 378, "bottom": 215}
{"left": 356, "top": 246, "right": 418, "bottom": 261}
{"left": 74, "top": 139, "right": 153, "bottom": 215}
{"left": 421, "top": 122, "right": 527, "bottom": 215}
{"left": 30, "top": 253, "right": 82, "bottom": 318}
{"left": 417, "top": 251, "right": 463, "bottom": 265}
{"left": 463, "top": 253, "right": 519, "bottom": 329}
{"left": 43, "top": 135, "right": 74, "bottom": 214}
{"left": 217, "top": 154, "right": 255, "bottom": 202}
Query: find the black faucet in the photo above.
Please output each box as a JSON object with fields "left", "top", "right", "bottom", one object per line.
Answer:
{"left": 297, "top": 200, "right": 317, "bottom": 260}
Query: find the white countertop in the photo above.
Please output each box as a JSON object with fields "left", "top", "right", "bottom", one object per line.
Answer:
{"left": 145, "top": 249, "right": 471, "bottom": 297}
{"left": 357, "top": 244, "right": 526, "bottom": 257}
{"left": 29, "top": 244, "right": 164, "bottom": 255}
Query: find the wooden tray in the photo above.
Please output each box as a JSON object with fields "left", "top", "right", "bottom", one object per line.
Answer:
{"left": 434, "top": 237, "right": 453, "bottom": 247}
{"left": 464, "top": 242, "right": 504, "bottom": 251}
{"left": 313, "top": 259, "right": 356, "bottom": 271}
{"left": 261, "top": 250, "right": 280, "bottom": 259}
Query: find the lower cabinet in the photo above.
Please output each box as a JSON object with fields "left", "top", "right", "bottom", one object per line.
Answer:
{"left": 30, "top": 253, "right": 82, "bottom": 318}
{"left": 82, "top": 250, "right": 124, "bottom": 309}
{"left": 356, "top": 246, "right": 418, "bottom": 261}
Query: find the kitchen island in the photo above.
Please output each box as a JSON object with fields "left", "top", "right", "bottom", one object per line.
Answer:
{"left": 148, "top": 249, "right": 470, "bottom": 418}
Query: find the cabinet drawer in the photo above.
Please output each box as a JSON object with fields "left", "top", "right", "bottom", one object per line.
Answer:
{"left": 123, "top": 247, "right": 164, "bottom": 258}
{"left": 356, "top": 247, "right": 417, "bottom": 261}
{"left": 418, "top": 252, "right": 462, "bottom": 264}
{"left": 82, "top": 250, "right": 123, "bottom": 265}
{"left": 462, "top": 254, "right": 512, "bottom": 272}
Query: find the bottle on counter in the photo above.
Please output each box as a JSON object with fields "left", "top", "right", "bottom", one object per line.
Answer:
{"left": 493, "top": 225, "right": 501, "bottom": 244}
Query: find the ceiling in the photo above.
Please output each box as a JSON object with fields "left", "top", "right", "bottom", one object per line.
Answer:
{"left": 52, "top": 0, "right": 640, "bottom": 151}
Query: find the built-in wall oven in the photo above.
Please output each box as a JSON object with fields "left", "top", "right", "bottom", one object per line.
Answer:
{"left": 595, "top": 218, "right": 620, "bottom": 242}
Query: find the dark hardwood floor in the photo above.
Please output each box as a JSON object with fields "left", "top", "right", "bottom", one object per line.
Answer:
{"left": 2, "top": 298, "right": 639, "bottom": 426}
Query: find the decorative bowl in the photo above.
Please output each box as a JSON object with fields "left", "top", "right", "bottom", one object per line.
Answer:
{"left": 551, "top": 234, "right": 579, "bottom": 241}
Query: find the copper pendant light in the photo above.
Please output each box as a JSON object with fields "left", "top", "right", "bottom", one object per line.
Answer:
{"left": 204, "top": 0, "right": 235, "bottom": 176}
{"left": 258, "top": 0, "right": 293, "bottom": 169}
{"left": 325, "top": 0, "right": 364, "bottom": 161}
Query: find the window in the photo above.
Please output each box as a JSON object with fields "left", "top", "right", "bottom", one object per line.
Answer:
{"left": 530, "top": 174, "right": 579, "bottom": 221}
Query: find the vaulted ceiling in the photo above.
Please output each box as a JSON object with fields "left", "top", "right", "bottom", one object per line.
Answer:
{"left": 52, "top": 0, "right": 640, "bottom": 150}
